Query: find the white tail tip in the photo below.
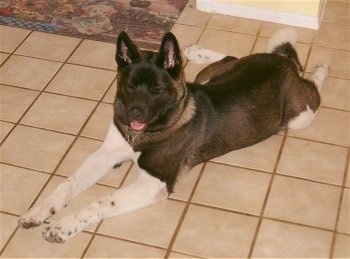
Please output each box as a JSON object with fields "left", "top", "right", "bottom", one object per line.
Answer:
{"left": 266, "top": 27, "right": 298, "bottom": 53}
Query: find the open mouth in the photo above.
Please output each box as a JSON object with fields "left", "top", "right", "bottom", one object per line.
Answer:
{"left": 130, "top": 120, "right": 148, "bottom": 132}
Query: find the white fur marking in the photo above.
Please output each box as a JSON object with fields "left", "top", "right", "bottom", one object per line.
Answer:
{"left": 182, "top": 45, "right": 225, "bottom": 64}
{"left": 19, "top": 121, "right": 168, "bottom": 243}
{"left": 288, "top": 105, "right": 316, "bottom": 130}
{"left": 41, "top": 170, "right": 167, "bottom": 243}
{"left": 311, "top": 64, "right": 329, "bottom": 91}
{"left": 266, "top": 27, "right": 298, "bottom": 53}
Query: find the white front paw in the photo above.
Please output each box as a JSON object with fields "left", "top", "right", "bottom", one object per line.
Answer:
{"left": 18, "top": 205, "right": 55, "bottom": 229}
{"left": 42, "top": 220, "right": 77, "bottom": 243}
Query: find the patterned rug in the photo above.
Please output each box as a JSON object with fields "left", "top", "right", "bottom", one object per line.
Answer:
{"left": 0, "top": 0, "right": 188, "bottom": 50}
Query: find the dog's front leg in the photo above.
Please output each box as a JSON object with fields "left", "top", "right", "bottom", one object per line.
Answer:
{"left": 41, "top": 169, "right": 168, "bottom": 243}
{"left": 19, "top": 122, "right": 133, "bottom": 229}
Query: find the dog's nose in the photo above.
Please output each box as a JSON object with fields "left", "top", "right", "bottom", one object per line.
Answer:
{"left": 128, "top": 106, "right": 145, "bottom": 122}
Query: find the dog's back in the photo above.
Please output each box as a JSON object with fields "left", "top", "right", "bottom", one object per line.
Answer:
{"left": 178, "top": 28, "right": 327, "bottom": 173}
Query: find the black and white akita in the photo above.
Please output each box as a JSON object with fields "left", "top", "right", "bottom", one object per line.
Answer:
{"left": 19, "top": 28, "right": 329, "bottom": 243}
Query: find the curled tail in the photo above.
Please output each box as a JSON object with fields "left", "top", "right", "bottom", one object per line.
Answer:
{"left": 266, "top": 27, "right": 303, "bottom": 72}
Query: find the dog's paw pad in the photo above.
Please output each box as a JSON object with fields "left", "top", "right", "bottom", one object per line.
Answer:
{"left": 42, "top": 226, "right": 67, "bottom": 243}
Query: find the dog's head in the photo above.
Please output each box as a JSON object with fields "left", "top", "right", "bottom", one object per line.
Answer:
{"left": 114, "top": 31, "right": 186, "bottom": 133}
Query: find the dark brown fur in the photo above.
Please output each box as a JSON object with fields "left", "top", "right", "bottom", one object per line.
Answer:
{"left": 114, "top": 32, "right": 320, "bottom": 192}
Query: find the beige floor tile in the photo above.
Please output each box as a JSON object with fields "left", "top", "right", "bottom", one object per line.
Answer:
{"left": 119, "top": 163, "right": 138, "bottom": 186}
{"left": 288, "top": 107, "right": 350, "bottom": 147}
{"left": 15, "top": 31, "right": 81, "bottom": 61}
{"left": 0, "top": 121, "right": 14, "bottom": 142}
{"left": 265, "top": 175, "right": 341, "bottom": 229}
{"left": 171, "top": 24, "right": 202, "bottom": 48}
{"left": 278, "top": 138, "right": 348, "bottom": 185}
{"left": 323, "top": 1, "right": 350, "bottom": 25}
{"left": 192, "top": 162, "right": 270, "bottom": 215}
{"left": 1, "top": 226, "right": 91, "bottom": 258}
{"left": 98, "top": 200, "right": 185, "bottom": 248}
{"left": 175, "top": 4, "right": 210, "bottom": 27}
{"left": 170, "top": 164, "right": 203, "bottom": 202}
{"left": 252, "top": 219, "right": 333, "bottom": 258}
{"left": 252, "top": 37, "right": 310, "bottom": 68}
{"left": 0, "top": 164, "right": 49, "bottom": 215}
{"left": 57, "top": 137, "right": 130, "bottom": 187}
{"left": 318, "top": 75, "right": 350, "bottom": 111}
{"left": 168, "top": 251, "right": 200, "bottom": 258}
{"left": 338, "top": 188, "right": 350, "bottom": 234}
{"left": 315, "top": 22, "right": 350, "bottom": 51}
{"left": 81, "top": 102, "right": 113, "bottom": 140}
{"left": 198, "top": 29, "right": 255, "bottom": 57}
{"left": 173, "top": 205, "right": 258, "bottom": 258}
{"left": 68, "top": 40, "right": 116, "bottom": 70}
{"left": 102, "top": 82, "right": 116, "bottom": 104}
{"left": 0, "top": 52, "right": 9, "bottom": 65}
{"left": 260, "top": 22, "right": 315, "bottom": 43}
{"left": 207, "top": 14, "right": 261, "bottom": 35}
{"left": 0, "top": 213, "right": 18, "bottom": 251}
{"left": 333, "top": 234, "right": 350, "bottom": 258}
{"left": 183, "top": 62, "right": 208, "bottom": 83}
{"left": 0, "top": 25, "right": 30, "bottom": 53}
{"left": 84, "top": 235, "right": 166, "bottom": 258}
{"left": 0, "top": 55, "right": 62, "bottom": 90}
{"left": 0, "top": 125, "right": 74, "bottom": 172}
{"left": 0, "top": 85, "right": 39, "bottom": 122}
{"left": 306, "top": 46, "right": 350, "bottom": 79}
{"left": 212, "top": 135, "right": 283, "bottom": 172}
{"left": 46, "top": 64, "right": 115, "bottom": 100}
{"left": 21, "top": 93, "right": 96, "bottom": 134}
{"left": 1, "top": 0, "right": 349, "bottom": 256}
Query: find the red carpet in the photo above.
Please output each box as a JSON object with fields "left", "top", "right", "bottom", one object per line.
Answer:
{"left": 0, "top": 0, "right": 188, "bottom": 50}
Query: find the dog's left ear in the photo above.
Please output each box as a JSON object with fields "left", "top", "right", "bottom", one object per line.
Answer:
{"left": 158, "top": 32, "right": 182, "bottom": 78}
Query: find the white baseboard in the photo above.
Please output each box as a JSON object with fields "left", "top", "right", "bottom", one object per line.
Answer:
{"left": 196, "top": 0, "right": 322, "bottom": 30}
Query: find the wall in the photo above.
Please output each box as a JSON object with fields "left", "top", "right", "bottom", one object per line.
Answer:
{"left": 196, "top": 0, "right": 327, "bottom": 29}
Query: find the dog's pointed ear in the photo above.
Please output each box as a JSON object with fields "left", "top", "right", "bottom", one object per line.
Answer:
{"left": 158, "top": 32, "right": 182, "bottom": 78}
{"left": 116, "top": 31, "right": 141, "bottom": 71}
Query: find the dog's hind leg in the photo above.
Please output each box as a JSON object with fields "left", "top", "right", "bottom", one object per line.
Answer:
{"left": 311, "top": 64, "right": 329, "bottom": 91}
{"left": 41, "top": 169, "right": 168, "bottom": 243}
{"left": 287, "top": 65, "right": 329, "bottom": 130}
{"left": 194, "top": 56, "right": 238, "bottom": 85}
{"left": 18, "top": 121, "right": 134, "bottom": 229}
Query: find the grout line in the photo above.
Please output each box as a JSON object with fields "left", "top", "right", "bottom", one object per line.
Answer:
{"left": 0, "top": 225, "right": 20, "bottom": 256}
{"left": 247, "top": 130, "right": 288, "bottom": 258}
{"left": 86, "top": 232, "right": 168, "bottom": 254}
{"left": 79, "top": 221, "right": 104, "bottom": 259}
{"left": 163, "top": 162, "right": 207, "bottom": 258}
{"left": 208, "top": 160, "right": 274, "bottom": 175}
{"left": 329, "top": 147, "right": 350, "bottom": 258}
{"left": 249, "top": 22, "right": 263, "bottom": 55}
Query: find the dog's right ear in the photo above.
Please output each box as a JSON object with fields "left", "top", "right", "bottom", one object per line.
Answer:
{"left": 116, "top": 31, "right": 141, "bottom": 71}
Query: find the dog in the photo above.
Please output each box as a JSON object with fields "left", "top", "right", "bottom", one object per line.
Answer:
{"left": 18, "top": 28, "right": 329, "bottom": 243}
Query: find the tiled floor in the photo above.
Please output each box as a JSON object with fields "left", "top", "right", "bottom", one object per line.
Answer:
{"left": 0, "top": 1, "right": 349, "bottom": 258}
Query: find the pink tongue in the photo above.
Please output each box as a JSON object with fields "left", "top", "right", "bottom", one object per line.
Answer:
{"left": 130, "top": 121, "right": 147, "bottom": 132}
